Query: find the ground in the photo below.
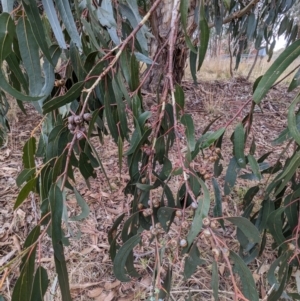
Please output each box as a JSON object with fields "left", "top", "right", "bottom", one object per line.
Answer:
{"left": 0, "top": 74, "right": 299, "bottom": 300}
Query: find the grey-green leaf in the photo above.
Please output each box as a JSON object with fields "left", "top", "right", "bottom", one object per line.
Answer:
{"left": 42, "top": 0, "right": 67, "bottom": 49}
{"left": 230, "top": 251, "right": 259, "bottom": 301}
{"left": 253, "top": 39, "right": 300, "bottom": 103}
{"left": 113, "top": 234, "right": 141, "bottom": 282}
{"left": 43, "top": 82, "right": 84, "bottom": 113}
{"left": 56, "top": 0, "right": 82, "bottom": 49}
{"left": 70, "top": 188, "right": 90, "bottom": 221}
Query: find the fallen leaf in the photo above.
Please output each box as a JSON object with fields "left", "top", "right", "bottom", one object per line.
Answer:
{"left": 104, "top": 280, "right": 120, "bottom": 290}
{"left": 88, "top": 287, "right": 103, "bottom": 298}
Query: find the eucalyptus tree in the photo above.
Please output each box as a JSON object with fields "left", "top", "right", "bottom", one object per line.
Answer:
{"left": 0, "top": 0, "right": 300, "bottom": 300}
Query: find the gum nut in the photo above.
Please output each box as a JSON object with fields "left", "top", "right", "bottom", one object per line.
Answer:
{"left": 74, "top": 115, "right": 83, "bottom": 124}
{"left": 215, "top": 148, "right": 221, "bottom": 154}
{"left": 76, "top": 132, "right": 84, "bottom": 140}
{"left": 80, "top": 126, "right": 87, "bottom": 133}
{"left": 175, "top": 210, "right": 182, "bottom": 217}
{"left": 212, "top": 247, "right": 220, "bottom": 258}
{"left": 68, "top": 115, "right": 75, "bottom": 123}
{"left": 142, "top": 210, "right": 148, "bottom": 217}
{"left": 202, "top": 217, "right": 211, "bottom": 227}
{"left": 203, "top": 229, "right": 211, "bottom": 237}
{"left": 83, "top": 113, "right": 92, "bottom": 121}
{"left": 137, "top": 203, "right": 143, "bottom": 210}
{"left": 180, "top": 239, "right": 187, "bottom": 247}
{"left": 181, "top": 221, "right": 189, "bottom": 229}
{"left": 191, "top": 202, "right": 198, "bottom": 209}
{"left": 68, "top": 123, "right": 75, "bottom": 130}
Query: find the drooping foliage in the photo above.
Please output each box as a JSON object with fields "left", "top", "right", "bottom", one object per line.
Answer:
{"left": 0, "top": 0, "right": 299, "bottom": 300}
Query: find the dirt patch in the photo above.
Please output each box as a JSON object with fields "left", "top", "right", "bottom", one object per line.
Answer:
{"left": 0, "top": 77, "right": 298, "bottom": 300}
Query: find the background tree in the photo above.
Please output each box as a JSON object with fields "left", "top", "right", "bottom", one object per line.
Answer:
{"left": 0, "top": 0, "right": 300, "bottom": 300}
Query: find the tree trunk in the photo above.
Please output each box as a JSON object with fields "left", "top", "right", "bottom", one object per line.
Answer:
{"left": 143, "top": 0, "right": 196, "bottom": 92}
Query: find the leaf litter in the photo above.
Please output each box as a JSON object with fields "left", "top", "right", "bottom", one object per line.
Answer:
{"left": 0, "top": 77, "right": 299, "bottom": 300}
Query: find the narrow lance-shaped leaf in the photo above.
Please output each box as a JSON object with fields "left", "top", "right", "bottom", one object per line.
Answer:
{"left": 181, "top": 114, "right": 195, "bottom": 152}
{"left": 42, "top": 81, "right": 84, "bottom": 114}
{"left": 212, "top": 178, "right": 224, "bottom": 228}
{"left": 42, "top": 0, "right": 67, "bottom": 49}
{"left": 30, "top": 267, "right": 48, "bottom": 301}
{"left": 0, "top": 13, "right": 15, "bottom": 63}
{"left": 49, "top": 184, "right": 72, "bottom": 301}
{"left": 225, "top": 217, "right": 261, "bottom": 245}
{"left": 211, "top": 261, "right": 219, "bottom": 301}
{"left": 70, "top": 188, "right": 90, "bottom": 221}
{"left": 253, "top": 39, "right": 300, "bottom": 103}
{"left": 234, "top": 123, "right": 246, "bottom": 168}
{"left": 183, "top": 243, "right": 205, "bottom": 279}
{"left": 14, "top": 178, "right": 37, "bottom": 210}
{"left": 21, "top": 0, "right": 53, "bottom": 65}
{"left": 198, "top": 0, "right": 210, "bottom": 70}
{"left": 113, "top": 234, "right": 141, "bottom": 282}
{"left": 56, "top": 0, "right": 82, "bottom": 49}
{"left": 16, "top": 17, "right": 43, "bottom": 97}
{"left": 230, "top": 251, "right": 259, "bottom": 301}
{"left": 22, "top": 137, "right": 36, "bottom": 169}
{"left": 224, "top": 157, "right": 240, "bottom": 195}
{"left": 287, "top": 92, "right": 300, "bottom": 146}
{"left": 11, "top": 226, "right": 40, "bottom": 301}
{"left": 288, "top": 67, "right": 300, "bottom": 92}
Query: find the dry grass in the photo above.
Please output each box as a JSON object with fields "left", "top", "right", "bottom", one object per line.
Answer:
{"left": 185, "top": 50, "right": 300, "bottom": 85}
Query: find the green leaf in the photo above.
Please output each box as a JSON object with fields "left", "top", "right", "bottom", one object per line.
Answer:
{"left": 70, "top": 188, "right": 90, "bottom": 221}
{"left": 225, "top": 217, "right": 261, "bottom": 245}
{"left": 49, "top": 184, "right": 72, "bottom": 301}
{"left": 183, "top": 243, "right": 205, "bottom": 279}
{"left": 185, "top": 197, "right": 210, "bottom": 251}
{"left": 30, "top": 267, "right": 48, "bottom": 301}
{"left": 247, "top": 155, "right": 262, "bottom": 180}
{"left": 174, "top": 84, "right": 185, "bottom": 118}
{"left": 181, "top": 114, "right": 195, "bottom": 151}
{"left": 1, "top": 1, "right": 14, "bottom": 12}
{"left": 157, "top": 207, "right": 176, "bottom": 233}
{"left": 158, "top": 266, "right": 173, "bottom": 300}
{"left": 42, "top": 0, "right": 67, "bottom": 49}
{"left": 16, "top": 17, "right": 43, "bottom": 97}
{"left": 230, "top": 251, "right": 259, "bottom": 301}
{"left": 12, "top": 226, "right": 40, "bottom": 301}
{"left": 112, "top": 78, "right": 129, "bottom": 139}
{"left": 189, "top": 50, "right": 197, "bottom": 84}
{"left": 56, "top": 0, "right": 82, "bottom": 49}
{"left": 16, "top": 168, "right": 36, "bottom": 187}
{"left": 118, "top": 136, "right": 123, "bottom": 174}
{"left": 14, "top": 178, "right": 37, "bottom": 210}
{"left": 6, "top": 52, "right": 29, "bottom": 94}
{"left": 224, "top": 157, "right": 240, "bottom": 196}
{"left": 104, "top": 89, "right": 119, "bottom": 143}
{"left": 211, "top": 261, "right": 219, "bottom": 301}
{"left": 113, "top": 234, "right": 141, "bottom": 282}
{"left": 108, "top": 213, "right": 125, "bottom": 245}
{"left": 288, "top": 68, "right": 300, "bottom": 92}
{"left": 0, "top": 13, "right": 15, "bottom": 63}
{"left": 22, "top": 137, "right": 36, "bottom": 169}
{"left": 234, "top": 123, "right": 246, "bottom": 168}
{"left": 198, "top": 0, "right": 210, "bottom": 70}
{"left": 0, "top": 69, "right": 42, "bottom": 102}
{"left": 253, "top": 39, "right": 300, "bottom": 103}
{"left": 43, "top": 81, "right": 84, "bottom": 114}
{"left": 267, "top": 208, "right": 286, "bottom": 246}
{"left": 212, "top": 178, "right": 224, "bottom": 228}
{"left": 79, "top": 152, "right": 96, "bottom": 180}
{"left": 21, "top": 0, "right": 53, "bottom": 65}
{"left": 288, "top": 93, "right": 300, "bottom": 146}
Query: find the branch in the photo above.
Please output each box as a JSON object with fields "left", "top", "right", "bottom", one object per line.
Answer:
{"left": 208, "top": 0, "right": 260, "bottom": 29}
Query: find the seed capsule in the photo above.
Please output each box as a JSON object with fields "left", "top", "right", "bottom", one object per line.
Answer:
{"left": 181, "top": 221, "right": 189, "bottom": 229}
{"left": 204, "top": 173, "right": 211, "bottom": 180}
{"left": 203, "top": 229, "right": 211, "bottom": 237}
{"left": 68, "top": 115, "right": 75, "bottom": 124}
{"left": 83, "top": 113, "right": 92, "bottom": 121}
{"left": 175, "top": 210, "right": 182, "bottom": 217}
{"left": 215, "top": 148, "right": 221, "bottom": 154}
{"left": 202, "top": 217, "right": 211, "bottom": 227}
{"left": 212, "top": 247, "right": 220, "bottom": 260}
{"left": 137, "top": 203, "right": 143, "bottom": 210}
{"left": 191, "top": 202, "right": 198, "bottom": 209}
{"left": 74, "top": 115, "right": 83, "bottom": 124}
{"left": 76, "top": 132, "right": 84, "bottom": 140}
{"left": 68, "top": 123, "right": 76, "bottom": 131}
{"left": 180, "top": 239, "right": 187, "bottom": 247}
